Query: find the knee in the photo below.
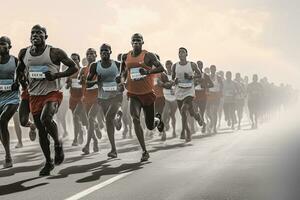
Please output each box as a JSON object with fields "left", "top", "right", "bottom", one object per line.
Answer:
{"left": 180, "top": 104, "right": 188, "bottom": 114}
{"left": 40, "top": 114, "right": 52, "bottom": 126}
{"left": 20, "top": 116, "right": 29, "bottom": 127}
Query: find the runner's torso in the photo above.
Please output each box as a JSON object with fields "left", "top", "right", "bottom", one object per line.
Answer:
{"left": 23, "top": 45, "right": 61, "bottom": 96}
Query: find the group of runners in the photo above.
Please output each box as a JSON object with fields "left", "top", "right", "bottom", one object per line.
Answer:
{"left": 0, "top": 25, "right": 297, "bottom": 176}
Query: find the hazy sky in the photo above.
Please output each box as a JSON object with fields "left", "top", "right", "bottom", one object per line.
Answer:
{"left": 1, "top": 0, "right": 299, "bottom": 87}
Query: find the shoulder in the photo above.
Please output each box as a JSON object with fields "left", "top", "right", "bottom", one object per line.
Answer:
{"left": 18, "top": 48, "right": 28, "bottom": 59}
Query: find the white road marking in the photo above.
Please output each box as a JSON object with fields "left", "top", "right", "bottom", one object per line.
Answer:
{"left": 64, "top": 172, "right": 132, "bottom": 200}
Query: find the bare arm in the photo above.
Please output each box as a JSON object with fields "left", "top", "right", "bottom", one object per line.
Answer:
{"left": 144, "top": 52, "right": 164, "bottom": 74}
{"left": 51, "top": 48, "right": 78, "bottom": 78}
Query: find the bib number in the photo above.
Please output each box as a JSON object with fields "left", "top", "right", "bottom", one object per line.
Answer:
{"left": 86, "top": 84, "right": 98, "bottom": 90}
{"left": 130, "top": 68, "right": 146, "bottom": 80}
{"left": 178, "top": 80, "right": 193, "bottom": 88}
{"left": 102, "top": 82, "right": 118, "bottom": 92}
{"left": 29, "top": 65, "right": 48, "bottom": 79}
{"left": 0, "top": 79, "right": 13, "bottom": 91}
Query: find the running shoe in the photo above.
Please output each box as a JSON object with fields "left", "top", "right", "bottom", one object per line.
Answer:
{"left": 140, "top": 151, "right": 150, "bottom": 162}
{"left": 39, "top": 160, "right": 54, "bottom": 176}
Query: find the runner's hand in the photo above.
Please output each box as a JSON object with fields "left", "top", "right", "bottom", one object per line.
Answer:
{"left": 44, "top": 71, "right": 58, "bottom": 81}
{"left": 184, "top": 72, "right": 192, "bottom": 80}
{"left": 115, "top": 76, "right": 121, "bottom": 83}
{"left": 139, "top": 68, "right": 149, "bottom": 75}
{"left": 11, "top": 82, "right": 20, "bottom": 91}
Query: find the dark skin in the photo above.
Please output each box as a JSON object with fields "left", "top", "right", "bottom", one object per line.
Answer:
{"left": 119, "top": 36, "right": 164, "bottom": 83}
{"left": 15, "top": 27, "right": 77, "bottom": 165}
{"left": 171, "top": 49, "right": 201, "bottom": 82}
{"left": 16, "top": 28, "right": 77, "bottom": 82}
{"left": 160, "top": 62, "right": 174, "bottom": 89}
{"left": 194, "top": 61, "right": 214, "bottom": 89}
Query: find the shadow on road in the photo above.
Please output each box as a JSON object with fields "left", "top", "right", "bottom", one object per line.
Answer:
{"left": 0, "top": 177, "right": 48, "bottom": 196}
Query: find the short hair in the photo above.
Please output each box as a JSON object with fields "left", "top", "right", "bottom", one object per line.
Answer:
{"left": 0, "top": 36, "right": 11, "bottom": 46}
{"left": 31, "top": 24, "right": 47, "bottom": 34}
{"left": 179, "top": 47, "right": 188, "bottom": 54}
{"left": 71, "top": 53, "right": 80, "bottom": 61}
{"left": 100, "top": 43, "right": 112, "bottom": 51}
{"left": 131, "top": 33, "right": 143, "bottom": 41}
{"left": 86, "top": 48, "right": 96, "bottom": 54}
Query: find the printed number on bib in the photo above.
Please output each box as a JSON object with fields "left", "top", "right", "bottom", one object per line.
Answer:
{"left": 195, "top": 85, "right": 202, "bottom": 91}
{"left": 29, "top": 65, "right": 48, "bottom": 79}
{"left": 71, "top": 79, "right": 82, "bottom": 89}
{"left": 102, "top": 82, "right": 118, "bottom": 92}
{"left": 130, "top": 67, "right": 146, "bottom": 80}
{"left": 0, "top": 79, "right": 13, "bottom": 91}
{"left": 178, "top": 80, "right": 193, "bottom": 88}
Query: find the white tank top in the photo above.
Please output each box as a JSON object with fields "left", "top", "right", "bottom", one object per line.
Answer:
{"left": 209, "top": 74, "right": 220, "bottom": 92}
{"left": 23, "top": 45, "right": 61, "bottom": 96}
{"left": 175, "top": 61, "right": 195, "bottom": 100}
{"left": 163, "top": 74, "right": 176, "bottom": 101}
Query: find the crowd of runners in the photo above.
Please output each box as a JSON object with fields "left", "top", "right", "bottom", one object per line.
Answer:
{"left": 0, "top": 25, "right": 298, "bottom": 176}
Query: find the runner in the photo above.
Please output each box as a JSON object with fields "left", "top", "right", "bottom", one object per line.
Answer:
{"left": 234, "top": 72, "right": 246, "bottom": 130}
{"left": 16, "top": 25, "right": 77, "bottom": 176}
{"left": 117, "top": 53, "right": 132, "bottom": 139}
{"left": 119, "top": 33, "right": 164, "bottom": 162}
{"left": 223, "top": 71, "right": 238, "bottom": 130}
{"left": 217, "top": 70, "right": 225, "bottom": 128}
{"left": 206, "top": 65, "right": 223, "bottom": 134}
{"left": 194, "top": 60, "right": 213, "bottom": 133}
{"left": 161, "top": 60, "right": 177, "bottom": 140}
{"left": 80, "top": 48, "right": 102, "bottom": 154}
{"left": 172, "top": 47, "right": 204, "bottom": 142}
{"left": 66, "top": 53, "right": 85, "bottom": 146}
{"left": 0, "top": 36, "right": 20, "bottom": 168}
{"left": 86, "top": 43, "right": 123, "bottom": 158}
{"left": 247, "top": 74, "right": 263, "bottom": 129}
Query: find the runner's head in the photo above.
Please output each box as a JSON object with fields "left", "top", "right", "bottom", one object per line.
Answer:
{"left": 178, "top": 47, "right": 188, "bottom": 61}
{"left": 71, "top": 53, "right": 80, "bottom": 66}
{"left": 204, "top": 67, "right": 210, "bottom": 75}
{"left": 226, "top": 71, "right": 232, "bottom": 80}
{"left": 210, "top": 65, "right": 216, "bottom": 74}
{"left": 253, "top": 74, "right": 258, "bottom": 83}
{"left": 30, "top": 24, "right": 47, "bottom": 46}
{"left": 131, "top": 33, "right": 144, "bottom": 51}
{"left": 82, "top": 57, "right": 88, "bottom": 66}
{"left": 235, "top": 73, "right": 241, "bottom": 81}
{"left": 100, "top": 43, "right": 112, "bottom": 61}
{"left": 197, "top": 60, "right": 203, "bottom": 71}
{"left": 218, "top": 70, "right": 224, "bottom": 78}
{"left": 165, "top": 60, "right": 173, "bottom": 72}
{"left": 86, "top": 48, "right": 97, "bottom": 64}
{"left": 0, "top": 36, "right": 11, "bottom": 55}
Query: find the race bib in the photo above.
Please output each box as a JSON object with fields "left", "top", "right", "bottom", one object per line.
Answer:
{"left": 0, "top": 79, "right": 13, "bottom": 91}
{"left": 102, "top": 82, "right": 118, "bottom": 92}
{"left": 178, "top": 80, "right": 193, "bottom": 88}
{"left": 154, "top": 77, "right": 158, "bottom": 85}
{"left": 130, "top": 67, "right": 146, "bottom": 80}
{"left": 71, "top": 79, "right": 82, "bottom": 89}
{"left": 86, "top": 84, "right": 98, "bottom": 90}
{"left": 29, "top": 65, "right": 48, "bottom": 79}
{"left": 195, "top": 85, "right": 202, "bottom": 91}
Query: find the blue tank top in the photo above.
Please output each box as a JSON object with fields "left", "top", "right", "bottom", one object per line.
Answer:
{"left": 0, "top": 56, "right": 19, "bottom": 108}
{"left": 96, "top": 60, "right": 122, "bottom": 100}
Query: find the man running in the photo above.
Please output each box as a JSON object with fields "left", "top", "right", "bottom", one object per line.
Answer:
{"left": 223, "top": 71, "right": 238, "bottom": 130}
{"left": 234, "top": 73, "right": 246, "bottom": 130}
{"left": 194, "top": 60, "right": 213, "bottom": 133}
{"left": 0, "top": 36, "right": 20, "bottom": 168}
{"left": 247, "top": 74, "right": 263, "bottom": 129}
{"left": 172, "top": 47, "right": 204, "bottom": 142}
{"left": 80, "top": 48, "right": 103, "bottom": 154}
{"left": 161, "top": 60, "right": 177, "bottom": 140}
{"left": 86, "top": 43, "right": 123, "bottom": 158}
{"left": 66, "top": 53, "right": 85, "bottom": 146}
{"left": 206, "top": 65, "right": 223, "bottom": 134}
{"left": 16, "top": 25, "right": 77, "bottom": 176}
{"left": 119, "top": 33, "right": 164, "bottom": 162}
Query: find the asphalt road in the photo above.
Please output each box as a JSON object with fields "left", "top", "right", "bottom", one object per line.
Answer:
{"left": 0, "top": 107, "right": 299, "bottom": 200}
